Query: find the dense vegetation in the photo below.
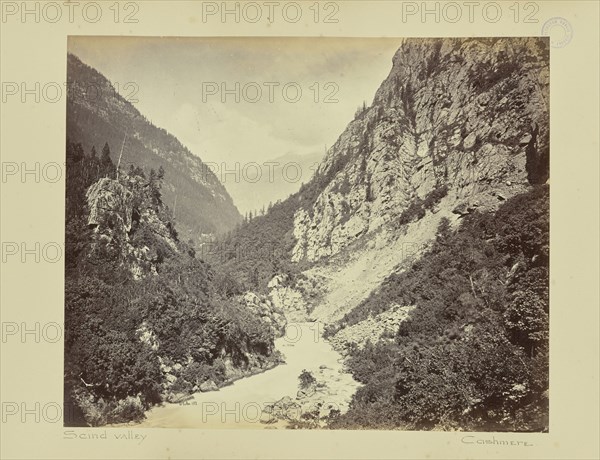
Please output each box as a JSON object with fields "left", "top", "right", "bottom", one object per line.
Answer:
{"left": 208, "top": 196, "right": 300, "bottom": 292}
{"left": 207, "top": 157, "right": 344, "bottom": 292}
{"left": 64, "top": 140, "right": 277, "bottom": 426}
{"left": 329, "top": 186, "right": 549, "bottom": 431}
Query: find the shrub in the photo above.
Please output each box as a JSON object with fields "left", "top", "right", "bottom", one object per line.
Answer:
{"left": 298, "top": 370, "right": 316, "bottom": 389}
{"left": 109, "top": 396, "right": 146, "bottom": 424}
{"left": 396, "top": 184, "right": 448, "bottom": 228}
{"left": 332, "top": 186, "right": 549, "bottom": 431}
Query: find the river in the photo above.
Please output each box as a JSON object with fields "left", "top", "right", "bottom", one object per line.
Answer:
{"left": 136, "top": 322, "right": 360, "bottom": 429}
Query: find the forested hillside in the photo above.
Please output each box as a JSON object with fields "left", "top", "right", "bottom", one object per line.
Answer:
{"left": 64, "top": 141, "right": 281, "bottom": 426}
{"left": 67, "top": 54, "right": 241, "bottom": 241}
{"left": 328, "top": 186, "right": 549, "bottom": 431}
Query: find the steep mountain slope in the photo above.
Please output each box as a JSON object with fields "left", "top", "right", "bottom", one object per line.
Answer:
{"left": 67, "top": 53, "right": 242, "bottom": 240}
{"left": 328, "top": 185, "right": 549, "bottom": 431}
{"left": 213, "top": 38, "right": 549, "bottom": 306}
{"left": 292, "top": 37, "right": 549, "bottom": 263}
{"left": 64, "top": 143, "right": 282, "bottom": 426}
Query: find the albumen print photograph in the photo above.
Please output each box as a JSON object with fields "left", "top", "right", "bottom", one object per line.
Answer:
{"left": 64, "top": 36, "right": 549, "bottom": 431}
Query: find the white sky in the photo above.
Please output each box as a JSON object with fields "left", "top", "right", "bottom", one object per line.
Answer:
{"left": 69, "top": 37, "right": 400, "bottom": 162}
{"left": 68, "top": 37, "right": 402, "bottom": 209}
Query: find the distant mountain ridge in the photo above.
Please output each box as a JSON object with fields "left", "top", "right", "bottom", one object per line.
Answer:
{"left": 67, "top": 53, "right": 242, "bottom": 240}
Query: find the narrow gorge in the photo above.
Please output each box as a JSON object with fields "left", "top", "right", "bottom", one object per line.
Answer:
{"left": 65, "top": 37, "right": 549, "bottom": 432}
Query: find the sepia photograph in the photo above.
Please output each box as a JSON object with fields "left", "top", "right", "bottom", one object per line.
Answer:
{"left": 64, "top": 36, "right": 550, "bottom": 432}
{"left": 2, "top": 1, "right": 599, "bottom": 459}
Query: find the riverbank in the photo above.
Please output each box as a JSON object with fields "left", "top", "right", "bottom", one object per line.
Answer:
{"left": 129, "top": 322, "right": 360, "bottom": 429}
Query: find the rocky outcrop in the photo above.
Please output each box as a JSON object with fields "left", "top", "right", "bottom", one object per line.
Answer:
{"left": 86, "top": 176, "right": 179, "bottom": 279}
{"left": 86, "top": 178, "right": 133, "bottom": 234}
{"left": 242, "top": 291, "right": 287, "bottom": 336}
{"left": 268, "top": 275, "right": 311, "bottom": 323}
{"left": 329, "top": 305, "right": 415, "bottom": 353}
{"left": 292, "top": 38, "right": 549, "bottom": 263}
{"left": 261, "top": 365, "right": 361, "bottom": 427}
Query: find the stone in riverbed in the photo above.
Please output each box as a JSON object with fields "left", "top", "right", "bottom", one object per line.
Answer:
{"left": 296, "top": 386, "right": 316, "bottom": 399}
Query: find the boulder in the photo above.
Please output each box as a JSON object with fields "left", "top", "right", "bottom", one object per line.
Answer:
{"left": 199, "top": 380, "right": 218, "bottom": 392}
{"left": 452, "top": 202, "right": 471, "bottom": 217}
{"left": 463, "top": 132, "right": 478, "bottom": 149}
{"left": 296, "top": 386, "right": 316, "bottom": 399}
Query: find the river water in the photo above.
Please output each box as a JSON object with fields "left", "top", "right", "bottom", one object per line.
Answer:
{"left": 136, "top": 322, "right": 360, "bottom": 429}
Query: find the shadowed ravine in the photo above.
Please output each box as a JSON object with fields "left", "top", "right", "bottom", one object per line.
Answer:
{"left": 135, "top": 322, "right": 360, "bottom": 429}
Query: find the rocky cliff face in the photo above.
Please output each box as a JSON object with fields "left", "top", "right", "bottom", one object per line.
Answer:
{"left": 292, "top": 37, "right": 549, "bottom": 263}
{"left": 86, "top": 175, "right": 179, "bottom": 279}
{"left": 328, "top": 305, "right": 414, "bottom": 353}
{"left": 242, "top": 291, "right": 287, "bottom": 336}
{"left": 67, "top": 53, "right": 242, "bottom": 240}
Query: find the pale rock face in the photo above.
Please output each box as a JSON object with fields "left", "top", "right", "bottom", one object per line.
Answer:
{"left": 329, "top": 305, "right": 415, "bottom": 353}
{"left": 86, "top": 178, "right": 133, "bottom": 233}
{"left": 269, "top": 284, "right": 309, "bottom": 323}
{"left": 242, "top": 291, "right": 287, "bottom": 336}
{"left": 291, "top": 38, "right": 549, "bottom": 263}
{"left": 85, "top": 177, "right": 179, "bottom": 279}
